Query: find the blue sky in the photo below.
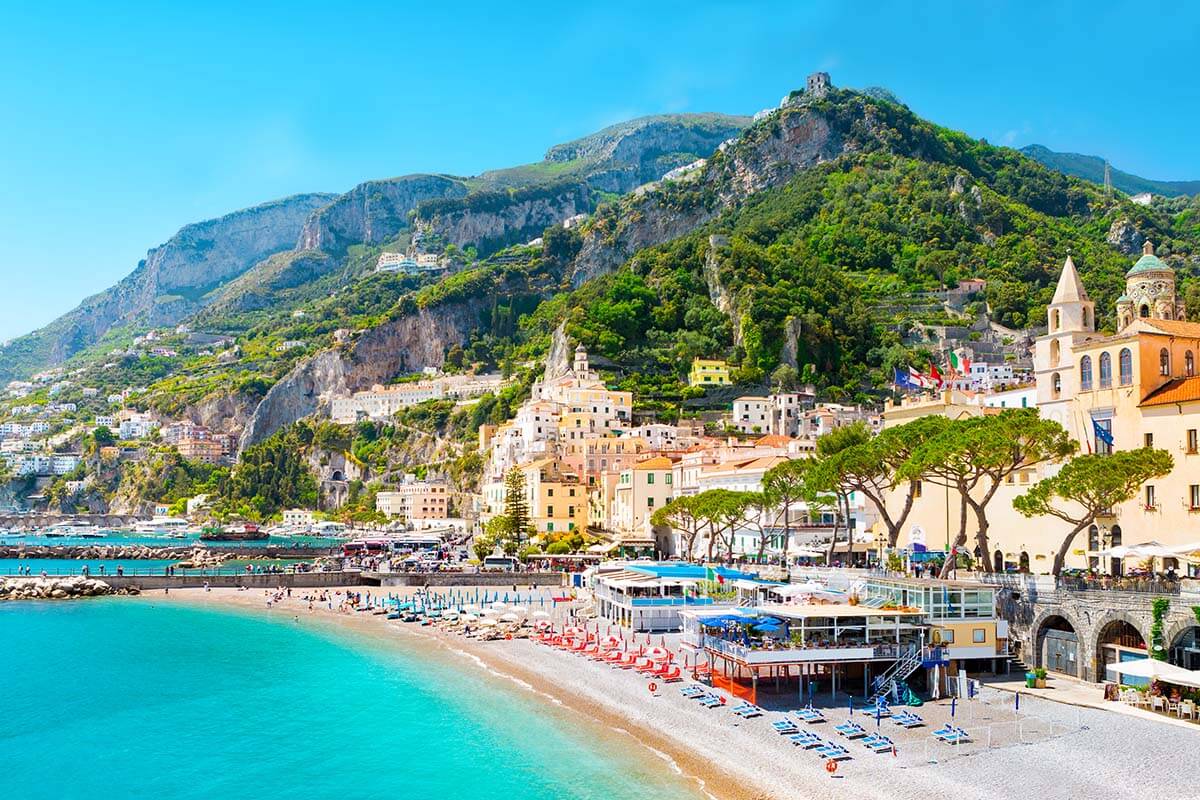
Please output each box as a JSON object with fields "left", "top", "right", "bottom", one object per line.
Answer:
{"left": 1, "top": 1, "right": 1196, "bottom": 342}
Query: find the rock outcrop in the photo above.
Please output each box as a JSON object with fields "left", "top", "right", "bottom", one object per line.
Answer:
{"left": 569, "top": 102, "right": 857, "bottom": 287}
{"left": 0, "top": 576, "right": 113, "bottom": 600}
{"left": 239, "top": 295, "right": 493, "bottom": 448}
{"left": 418, "top": 184, "right": 591, "bottom": 256}
{"left": 1107, "top": 218, "right": 1147, "bottom": 255}
{"left": 0, "top": 193, "right": 335, "bottom": 381}
{"left": 297, "top": 174, "right": 468, "bottom": 255}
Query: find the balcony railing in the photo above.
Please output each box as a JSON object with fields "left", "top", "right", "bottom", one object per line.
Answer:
{"left": 629, "top": 596, "right": 716, "bottom": 607}
{"left": 1057, "top": 575, "right": 1181, "bottom": 595}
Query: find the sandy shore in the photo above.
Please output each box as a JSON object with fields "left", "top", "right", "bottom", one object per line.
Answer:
{"left": 145, "top": 586, "right": 1200, "bottom": 800}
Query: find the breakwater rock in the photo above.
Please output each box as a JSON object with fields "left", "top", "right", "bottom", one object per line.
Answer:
{"left": 0, "top": 545, "right": 236, "bottom": 562}
{"left": 0, "top": 576, "right": 122, "bottom": 600}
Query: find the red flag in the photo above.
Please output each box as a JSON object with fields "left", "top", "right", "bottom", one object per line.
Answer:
{"left": 927, "top": 363, "right": 944, "bottom": 387}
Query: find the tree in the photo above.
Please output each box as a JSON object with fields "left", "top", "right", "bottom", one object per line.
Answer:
{"left": 651, "top": 496, "right": 704, "bottom": 560}
{"left": 92, "top": 426, "right": 116, "bottom": 447}
{"left": 503, "top": 468, "right": 533, "bottom": 544}
{"left": 693, "top": 489, "right": 755, "bottom": 563}
{"left": 770, "top": 363, "right": 799, "bottom": 392}
{"left": 813, "top": 422, "right": 872, "bottom": 564}
{"left": 830, "top": 416, "right": 948, "bottom": 548}
{"left": 905, "top": 410, "right": 1076, "bottom": 575}
{"left": 1013, "top": 448, "right": 1173, "bottom": 575}
{"left": 761, "top": 458, "right": 811, "bottom": 565}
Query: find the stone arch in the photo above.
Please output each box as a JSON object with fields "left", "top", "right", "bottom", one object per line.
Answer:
{"left": 331, "top": 469, "right": 345, "bottom": 482}
{"left": 1092, "top": 610, "right": 1150, "bottom": 682}
{"left": 1030, "top": 608, "right": 1084, "bottom": 676}
{"left": 1166, "top": 617, "right": 1200, "bottom": 669}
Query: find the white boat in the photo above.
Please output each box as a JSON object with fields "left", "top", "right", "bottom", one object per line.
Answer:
{"left": 133, "top": 516, "right": 191, "bottom": 534}
{"left": 43, "top": 523, "right": 101, "bottom": 538}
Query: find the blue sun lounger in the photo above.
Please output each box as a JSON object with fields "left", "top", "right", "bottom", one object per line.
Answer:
{"left": 931, "top": 723, "right": 954, "bottom": 740}
{"left": 772, "top": 718, "right": 800, "bottom": 734}
{"left": 940, "top": 727, "right": 970, "bottom": 744}
{"left": 834, "top": 720, "right": 866, "bottom": 738}
{"left": 860, "top": 701, "right": 891, "bottom": 717}
{"left": 892, "top": 711, "right": 924, "bottom": 728}
{"left": 792, "top": 707, "right": 826, "bottom": 724}
{"left": 790, "top": 733, "right": 824, "bottom": 749}
{"left": 697, "top": 694, "right": 724, "bottom": 708}
{"left": 861, "top": 734, "right": 895, "bottom": 753}
{"left": 680, "top": 685, "right": 705, "bottom": 698}
{"left": 734, "top": 704, "right": 764, "bottom": 718}
{"left": 814, "top": 743, "right": 851, "bottom": 760}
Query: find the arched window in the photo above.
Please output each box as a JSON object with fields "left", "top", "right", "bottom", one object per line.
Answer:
{"left": 1187, "top": 351, "right": 1195, "bottom": 377}
{"left": 1099, "top": 352, "right": 1113, "bottom": 388}
{"left": 1118, "top": 348, "right": 1133, "bottom": 386}
{"left": 1019, "top": 552, "right": 1030, "bottom": 573}
{"left": 1052, "top": 372, "right": 1062, "bottom": 397}
{"left": 1141, "top": 304, "right": 1151, "bottom": 318}
{"left": 1079, "top": 356, "right": 1093, "bottom": 390}
{"left": 1083, "top": 308, "right": 1091, "bottom": 329}
{"left": 1052, "top": 309, "right": 1061, "bottom": 331}
{"left": 1050, "top": 340, "right": 1061, "bottom": 365}
{"left": 1160, "top": 347, "right": 1171, "bottom": 376}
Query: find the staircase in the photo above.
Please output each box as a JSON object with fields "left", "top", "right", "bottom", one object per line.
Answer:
{"left": 869, "top": 648, "right": 924, "bottom": 704}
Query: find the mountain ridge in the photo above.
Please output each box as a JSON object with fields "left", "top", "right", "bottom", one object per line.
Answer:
{"left": 1021, "top": 144, "right": 1200, "bottom": 197}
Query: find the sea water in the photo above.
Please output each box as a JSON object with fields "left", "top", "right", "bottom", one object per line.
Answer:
{"left": 0, "top": 600, "right": 707, "bottom": 800}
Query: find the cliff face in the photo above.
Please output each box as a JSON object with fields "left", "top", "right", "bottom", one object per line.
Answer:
{"left": 296, "top": 174, "right": 468, "bottom": 255}
{"left": 238, "top": 296, "right": 490, "bottom": 449}
{"left": 421, "top": 185, "right": 591, "bottom": 255}
{"left": 0, "top": 192, "right": 334, "bottom": 380}
{"left": 543, "top": 113, "right": 751, "bottom": 194}
{"left": 199, "top": 250, "right": 336, "bottom": 315}
{"left": 570, "top": 104, "right": 854, "bottom": 286}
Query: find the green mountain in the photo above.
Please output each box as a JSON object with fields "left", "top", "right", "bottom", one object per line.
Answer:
{"left": 1021, "top": 144, "right": 1200, "bottom": 198}
{"left": 0, "top": 113, "right": 749, "bottom": 383}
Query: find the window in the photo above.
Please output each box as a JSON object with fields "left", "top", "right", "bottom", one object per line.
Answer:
{"left": 1160, "top": 348, "right": 1171, "bottom": 376}
{"left": 546, "top": 505, "right": 554, "bottom": 517}
{"left": 647, "top": 473, "right": 655, "bottom": 485}
{"left": 547, "top": 488, "right": 554, "bottom": 497}
{"left": 665, "top": 474, "right": 673, "bottom": 485}
{"left": 1141, "top": 304, "right": 1150, "bottom": 318}
{"left": 647, "top": 497, "right": 655, "bottom": 508}
{"left": 1191, "top": 485, "right": 1200, "bottom": 509}
{"left": 1144, "top": 433, "right": 1154, "bottom": 448}
{"left": 1050, "top": 339, "right": 1061, "bottom": 365}
{"left": 1052, "top": 309, "right": 1061, "bottom": 331}
{"left": 1145, "top": 485, "right": 1156, "bottom": 509}
{"left": 939, "top": 629, "right": 955, "bottom": 644}
{"left": 568, "top": 505, "right": 575, "bottom": 517}
{"left": 1052, "top": 372, "right": 1062, "bottom": 397}
{"left": 972, "top": 629, "right": 987, "bottom": 644}
{"left": 1099, "top": 352, "right": 1113, "bottom": 388}
{"left": 1188, "top": 351, "right": 1196, "bottom": 377}
{"left": 1119, "top": 348, "right": 1133, "bottom": 385}
{"left": 1079, "top": 356, "right": 1093, "bottom": 390}
{"left": 1189, "top": 429, "right": 1198, "bottom": 453}
{"left": 547, "top": 522, "right": 554, "bottom": 532}
{"left": 1095, "top": 418, "right": 1113, "bottom": 455}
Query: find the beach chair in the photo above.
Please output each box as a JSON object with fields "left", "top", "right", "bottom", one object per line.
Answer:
{"left": 892, "top": 711, "right": 924, "bottom": 728}
{"left": 834, "top": 720, "right": 866, "bottom": 738}
{"left": 793, "top": 708, "right": 826, "bottom": 724}
{"left": 697, "top": 694, "right": 724, "bottom": 708}
{"left": 772, "top": 718, "right": 800, "bottom": 734}
{"left": 790, "top": 733, "right": 824, "bottom": 749}
{"left": 931, "top": 724, "right": 955, "bottom": 740}
{"left": 735, "top": 704, "right": 764, "bottom": 719}
{"left": 863, "top": 735, "right": 894, "bottom": 753}
{"left": 661, "top": 666, "right": 684, "bottom": 683}
{"left": 861, "top": 701, "right": 891, "bottom": 718}
{"left": 940, "top": 727, "right": 970, "bottom": 745}
{"left": 680, "top": 685, "right": 706, "bottom": 698}
{"left": 814, "top": 743, "right": 851, "bottom": 760}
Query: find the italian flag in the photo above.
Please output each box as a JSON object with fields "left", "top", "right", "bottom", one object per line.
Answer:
{"left": 948, "top": 350, "right": 972, "bottom": 375}
{"left": 705, "top": 565, "right": 724, "bottom": 585}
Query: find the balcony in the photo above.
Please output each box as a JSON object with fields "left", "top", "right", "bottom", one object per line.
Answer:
{"left": 698, "top": 635, "right": 922, "bottom": 665}
{"left": 629, "top": 596, "right": 716, "bottom": 607}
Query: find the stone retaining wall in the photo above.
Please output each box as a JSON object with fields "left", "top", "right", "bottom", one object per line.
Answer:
{"left": 368, "top": 572, "right": 566, "bottom": 588}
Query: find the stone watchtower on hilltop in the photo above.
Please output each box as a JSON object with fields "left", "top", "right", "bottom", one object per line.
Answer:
{"left": 1116, "top": 241, "right": 1185, "bottom": 331}
{"left": 806, "top": 72, "right": 832, "bottom": 98}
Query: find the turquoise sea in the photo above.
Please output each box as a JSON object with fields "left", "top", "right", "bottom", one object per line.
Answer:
{"left": 0, "top": 599, "right": 706, "bottom": 800}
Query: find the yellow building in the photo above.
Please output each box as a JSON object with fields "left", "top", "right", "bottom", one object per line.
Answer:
{"left": 610, "top": 456, "right": 676, "bottom": 534}
{"left": 520, "top": 458, "right": 587, "bottom": 535}
{"left": 688, "top": 358, "right": 731, "bottom": 387}
{"left": 888, "top": 248, "right": 1200, "bottom": 574}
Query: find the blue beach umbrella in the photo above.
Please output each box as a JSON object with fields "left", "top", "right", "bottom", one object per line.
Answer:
{"left": 876, "top": 704, "right": 881, "bottom": 728}
{"left": 950, "top": 697, "right": 956, "bottom": 717}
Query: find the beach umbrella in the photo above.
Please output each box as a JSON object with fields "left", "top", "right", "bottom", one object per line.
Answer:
{"left": 500, "top": 612, "right": 520, "bottom": 623}
{"left": 478, "top": 618, "right": 498, "bottom": 627}
{"left": 511, "top": 605, "right": 529, "bottom": 614}
{"left": 950, "top": 697, "right": 956, "bottom": 717}
{"left": 644, "top": 646, "right": 670, "bottom": 661}
{"left": 532, "top": 610, "right": 550, "bottom": 619}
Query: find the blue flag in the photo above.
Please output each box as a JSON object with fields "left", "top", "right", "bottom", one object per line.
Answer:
{"left": 1093, "top": 419, "right": 1114, "bottom": 447}
{"left": 893, "top": 367, "right": 918, "bottom": 390}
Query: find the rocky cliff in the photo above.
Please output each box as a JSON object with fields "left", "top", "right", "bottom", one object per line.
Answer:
{"left": 0, "top": 192, "right": 335, "bottom": 380}
{"left": 296, "top": 174, "right": 469, "bottom": 255}
{"left": 238, "top": 295, "right": 492, "bottom": 449}
{"left": 418, "top": 184, "right": 591, "bottom": 255}
{"left": 569, "top": 96, "right": 872, "bottom": 286}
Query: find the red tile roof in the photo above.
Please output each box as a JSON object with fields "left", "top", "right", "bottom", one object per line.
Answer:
{"left": 1140, "top": 376, "right": 1200, "bottom": 407}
